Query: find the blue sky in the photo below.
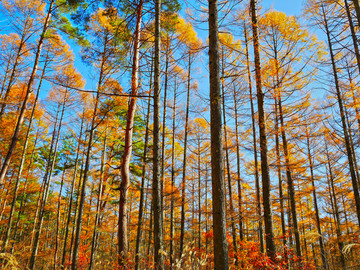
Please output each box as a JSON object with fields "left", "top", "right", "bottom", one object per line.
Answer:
{"left": 262, "top": 0, "right": 303, "bottom": 16}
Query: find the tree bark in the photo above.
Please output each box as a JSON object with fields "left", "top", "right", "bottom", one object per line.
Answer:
{"left": 152, "top": 0, "right": 164, "bottom": 268}
{"left": 208, "top": 0, "right": 229, "bottom": 268}
{"left": 249, "top": 0, "right": 276, "bottom": 261}
{"left": 322, "top": 3, "right": 360, "bottom": 228}
{"left": 179, "top": 53, "right": 191, "bottom": 259}
{"left": 118, "top": 1, "right": 143, "bottom": 266}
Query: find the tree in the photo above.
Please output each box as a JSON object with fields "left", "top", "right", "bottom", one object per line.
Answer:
{"left": 208, "top": 0, "right": 229, "bottom": 269}
{"left": 249, "top": 0, "right": 277, "bottom": 261}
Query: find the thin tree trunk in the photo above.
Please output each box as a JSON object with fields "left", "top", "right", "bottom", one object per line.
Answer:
{"left": 179, "top": 53, "right": 191, "bottom": 259}
{"left": 89, "top": 126, "right": 107, "bottom": 270}
{"left": 221, "top": 51, "right": 238, "bottom": 262}
{"left": 249, "top": 0, "right": 276, "bottom": 261}
{"left": 274, "top": 99, "right": 287, "bottom": 253}
{"left": 134, "top": 56, "right": 153, "bottom": 270}
{"left": 325, "top": 144, "right": 346, "bottom": 269}
{"left": 232, "top": 84, "right": 243, "bottom": 241}
{"left": 276, "top": 84, "right": 302, "bottom": 259}
{"left": 71, "top": 31, "right": 108, "bottom": 268}
{"left": 54, "top": 161, "right": 67, "bottom": 270}
{"left": 61, "top": 113, "right": 84, "bottom": 269}
{"left": 169, "top": 78, "right": 177, "bottom": 269}
{"left": 243, "top": 21, "right": 265, "bottom": 253}
{"left": 160, "top": 40, "right": 170, "bottom": 228}
{"left": 118, "top": 2, "right": 143, "bottom": 266}
{"left": 322, "top": 3, "right": 360, "bottom": 228}
{"left": 153, "top": 0, "right": 164, "bottom": 268}
{"left": 304, "top": 125, "right": 328, "bottom": 269}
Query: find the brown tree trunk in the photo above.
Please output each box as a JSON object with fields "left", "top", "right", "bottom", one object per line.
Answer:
{"left": 221, "top": 50, "right": 238, "bottom": 262}
{"left": 304, "top": 124, "right": 328, "bottom": 269}
{"left": 249, "top": 0, "right": 276, "bottom": 261}
{"left": 153, "top": 0, "right": 164, "bottom": 268}
{"left": 243, "top": 21, "right": 264, "bottom": 252}
{"left": 273, "top": 99, "right": 287, "bottom": 253}
{"left": 61, "top": 112, "right": 84, "bottom": 269}
{"left": 89, "top": 126, "right": 107, "bottom": 270}
{"left": 179, "top": 53, "right": 191, "bottom": 259}
{"left": 325, "top": 145, "right": 346, "bottom": 269}
{"left": 208, "top": 0, "right": 229, "bottom": 268}
{"left": 322, "top": 3, "right": 360, "bottom": 228}
{"left": 169, "top": 78, "right": 177, "bottom": 269}
{"left": 231, "top": 84, "right": 244, "bottom": 241}
{"left": 54, "top": 161, "right": 67, "bottom": 270}
{"left": 134, "top": 55, "right": 153, "bottom": 270}
{"left": 118, "top": 1, "right": 143, "bottom": 266}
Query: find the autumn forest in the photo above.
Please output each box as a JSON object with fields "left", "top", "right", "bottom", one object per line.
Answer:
{"left": 1, "top": 0, "right": 360, "bottom": 269}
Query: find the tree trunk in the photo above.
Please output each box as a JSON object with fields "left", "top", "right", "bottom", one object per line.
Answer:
{"left": 232, "top": 84, "right": 243, "bottom": 241}
{"left": 89, "top": 126, "right": 107, "bottom": 270}
{"left": 274, "top": 99, "right": 287, "bottom": 253}
{"left": 304, "top": 124, "right": 328, "bottom": 269}
{"left": 208, "top": 0, "right": 229, "bottom": 268}
{"left": 134, "top": 54, "right": 153, "bottom": 270}
{"left": 54, "top": 161, "right": 67, "bottom": 270}
{"left": 221, "top": 50, "right": 238, "bottom": 262}
{"left": 169, "top": 77, "right": 177, "bottom": 269}
{"left": 61, "top": 112, "right": 84, "bottom": 269}
{"left": 152, "top": 0, "right": 164, "bottom": 268}
{"left": 118, "top": 1, "right": 143, "bottom": 266}
{"left": 322, "top": 3, "right": 360, "bottom": 228}
{"left": 325, "top": 145, "right": 346, "bottom": 269}
{"left": 249, "top": 0, "right": 277, "bottom": 261}
{"left": 179, "top": 53, "right": 191, "bottom": 259}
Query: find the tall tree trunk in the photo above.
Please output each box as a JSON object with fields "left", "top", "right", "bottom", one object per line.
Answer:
{"left": 169, "top": 78, "right": 177, "bottom": 269}
{"left": 71, "top": 32, "right": 108, "bottom": 269}
{"left": 153, "top": 0, "right": 164, "bottom": 268}
{"left": 325, "top": 144, "right": 346, "bottom": 269}
{"left": 243, "top": 21, "right": 264, "bottom": 252}
{"left": 208, "top": 0, "right": 229, "bottom": 268}
{"left": 249, "top": 0, "right": 276, "bottom": 261}
{"left": 232, "top": 84, "right": 243, "bottom": 241}
{"left": 304, "top": 124, "right": 328, "bottom": 269}
{"left": 221, "top": 51, "right": 238, "bottom": 262}
{"left": 322, "top": 3, "right": 360, "bottom": 228}
{"left": 118, "top": 1, "right": 143, "bottom": 266}
{"left": 61, "top": 113, "right": 84, "bottom": 270}
{"left": 160, "top": 40, "right": 170, "bottom": 227}
{"left": 274, "top": 99, "right": 287, "bottom": 254}
{"left": 179, "top": 53, "right": 191, "bottom": 259}
{"left": 54, "top": 161, "right": 67, "bottom": 270}
{"left": 89, "top": 126, "right": 107, "bottom": 270}
{"left": 134, "top": 56, "right": 153, "bottom": 270}
{"left": 276, "top": 85, "right": 302, "bottom": 259}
